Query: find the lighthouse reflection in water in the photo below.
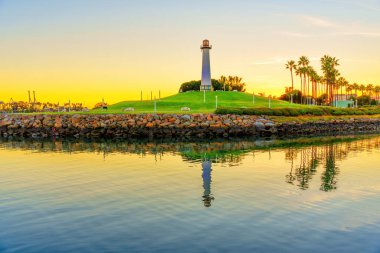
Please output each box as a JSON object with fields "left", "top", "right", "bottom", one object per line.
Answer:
{"left": 202, "top": 159, "right": 214, "bottom": 207}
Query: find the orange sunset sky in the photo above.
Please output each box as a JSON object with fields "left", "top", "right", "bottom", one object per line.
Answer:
{"left": 1, "top": 0, "right": 380, "bottom": 107}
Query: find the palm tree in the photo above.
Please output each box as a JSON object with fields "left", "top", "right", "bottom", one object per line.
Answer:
{"left": 360, "top": 84, "right": 366, "bottom": 96}
{"left": 346, "top": 84, "right": 353, "bottom": 97}
{"left": 321, "top": 55, "right": 340, "bottom": 106}
{"left": 218, "top": 75, "right": 228, "bottom": 91}
{"left": 366, "top": 84, "right": 374, "bottom": 97}
{"left": 352, "top": 83, "right": 359, "bottom": 97}
{"left": 285, "top": 60, "right": 296, "bottom": 91}
{"left": 298, "top": 56, "right": 310, "bottom": 102}
{"left": 295, "top": 66, "right": 303, "bottom": 101}
{"left": 308, "top": 67, "right": 318, "bottom": 101}
{"left": 227, "top": 76, "right": 246, "bottom": 92}
{"left": 374, "top": 85, "right": 380, "bottom": 101}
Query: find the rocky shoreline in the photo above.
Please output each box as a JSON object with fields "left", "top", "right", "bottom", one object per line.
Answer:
{"left": 1, "top": 114, "right": 380, "bottom": 139}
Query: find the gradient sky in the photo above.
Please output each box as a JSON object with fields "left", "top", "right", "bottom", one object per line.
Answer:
{"left": 1, "top": 0, "right": 380, "bottom": 106}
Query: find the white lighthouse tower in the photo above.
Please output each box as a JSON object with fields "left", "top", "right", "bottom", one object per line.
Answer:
{"left": 200, "top": 39, "right": 212, "bottom": 91}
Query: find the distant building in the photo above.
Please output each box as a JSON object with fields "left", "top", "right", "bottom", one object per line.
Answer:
{"left": 200, "top": 39, "right": 212, "bottom": 91}
{"left": 334, "top": 94, "right": 355, "bottom": 108}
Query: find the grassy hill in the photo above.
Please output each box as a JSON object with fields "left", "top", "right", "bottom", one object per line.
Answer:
{"left": 93, "top": 91, "right": 302, "bottom": 114}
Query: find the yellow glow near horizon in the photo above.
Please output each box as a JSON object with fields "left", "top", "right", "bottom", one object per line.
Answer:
{"left": 1, "top": 1, "right": 380, "bottom": 107}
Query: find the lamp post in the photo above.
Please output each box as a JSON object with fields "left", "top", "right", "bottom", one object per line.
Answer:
{"left": 268, "top": 96, "right": 271, "bottom": 109}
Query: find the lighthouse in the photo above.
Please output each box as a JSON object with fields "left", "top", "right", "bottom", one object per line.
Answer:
{"left": 200, "top": 39, "right": 212, "bottom": 91}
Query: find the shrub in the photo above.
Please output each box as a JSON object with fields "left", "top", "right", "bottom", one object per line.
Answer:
{"left": 215, "top": 106, "right": 380, "bottom": 116}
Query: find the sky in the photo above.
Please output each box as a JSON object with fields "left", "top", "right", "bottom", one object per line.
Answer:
{"left": 1, "top": 0, "right": 380, "bottom": 107}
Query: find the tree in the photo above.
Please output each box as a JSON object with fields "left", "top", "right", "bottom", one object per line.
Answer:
{"left": 321, "top": 55, "right": 340, "bottom": 106}
{"left": 226, "top": 76, "right": 246, "bottom": 92}
{"left": 360, "top": 84, "right": 366, "bottom": 96}
{"left": 285, "top": 60, "right": 296, "bottom": 91}
{"left": 298, "top": 56, "right": 310, "bottom": 103}
{"left": 357, "top": 95, "right": 371, "bottom": 106}
{"left": 279, "top": 89, "right": 302, "bottom": 104}
{"left": 352, "top": 83, "right": 359, "bottom": 97}
{"left": 211, "top": 79, "right": 223, "bottom": 91}
{"left": 179, "top": 80, "right": 201, "bottom": 92}
{"left": 179, "top": 79, "right": 224, "bottom": 92}
{"left": 336, "top": 77, "right": 348, "bottom": 100}
{"left": 374, "top": 85, "right": 380, "bottom": 101}
{"left": 366, "top": 84, "right": 374, "bottom": 97}
{"left": 218, "top": 76, "right": 229, "bottom": 91}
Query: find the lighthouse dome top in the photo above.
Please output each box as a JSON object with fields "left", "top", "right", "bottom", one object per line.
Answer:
{"left": 201, "top": 39, "right": 212, "bottom": 49}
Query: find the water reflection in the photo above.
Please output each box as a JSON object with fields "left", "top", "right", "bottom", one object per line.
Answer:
{"left": 1, "top": 135, "right": 380, "bottom": 196}
{"left": 283, "top": 143, "right": 347, "bottom": 191}
{"left": 201, "top": 160, "right": 214, "bottom": 207}
{"left": 1, "top": 136, "right": 380, "bottom": 252}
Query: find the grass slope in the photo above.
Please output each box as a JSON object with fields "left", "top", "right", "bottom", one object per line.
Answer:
{"left": 93, "top": 91, "right": 302, "bottom": 114}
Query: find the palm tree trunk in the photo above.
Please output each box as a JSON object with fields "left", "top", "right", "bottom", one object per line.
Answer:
{"left": 290, "top": 69, "right": 294, "bottom": 91}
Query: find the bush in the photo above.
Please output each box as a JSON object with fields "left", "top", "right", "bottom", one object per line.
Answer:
{"left": 215, "top": 106, "right": 380, "bottom": 116}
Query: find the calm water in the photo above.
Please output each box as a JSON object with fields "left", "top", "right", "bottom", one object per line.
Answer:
{"left": 0, "top": 136, "right": 380, "bottom": 253}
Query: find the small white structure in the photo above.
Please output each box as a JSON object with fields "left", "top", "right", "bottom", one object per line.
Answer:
{"left": 181, "top": 107, "right": 191, "bottom": 111}
{"left": 124, "top": 107, "right": 135, "bottom": 112}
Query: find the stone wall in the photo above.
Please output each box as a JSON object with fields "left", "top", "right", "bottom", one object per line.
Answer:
{"left": 0, "top": 114, "right": 276, "bottom": 139}
{"left": 277, "top": 118, "right": 380, "bottom": 137}
{"left": 1, "top": 114, "right": 380, "bottom": 139}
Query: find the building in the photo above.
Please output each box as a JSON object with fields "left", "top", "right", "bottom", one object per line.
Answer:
{"left": 334, "top": 94, "right": 356, "bottom": 108}
{"left": 200, "top": 39, "right": 212, "bottom": 91}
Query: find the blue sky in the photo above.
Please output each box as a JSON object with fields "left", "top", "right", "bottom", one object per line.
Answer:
{"left": 1, "top": 0, "right": 380, "bottom": 104}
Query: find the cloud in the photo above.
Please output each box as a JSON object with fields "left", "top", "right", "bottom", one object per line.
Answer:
{"left": 300, "top": 15, "right": 340, "bottom": 28}
{"left": 251, "top": 58, "right": 287, "bottom": 65}
{"left": 251, "top": 57, "right": 320, "bottom": 65}
{"left": 338, "top": 31, "right": 380, "bottom": 37}
{"left": 280, "top": 32, "right": 314, "bottom": 38}
{"left": 281, "top": 15, "right": 380, "bottom": 39}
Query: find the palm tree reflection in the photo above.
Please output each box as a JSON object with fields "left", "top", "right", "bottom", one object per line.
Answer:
{"left": 285, "top": 144, "right": 340, "bottom": 191}
{"left": 320, "top": 145, "right": 339, "bottom": 192}
{"left": 202, "top": 160, "right": 214, "bottom": 207}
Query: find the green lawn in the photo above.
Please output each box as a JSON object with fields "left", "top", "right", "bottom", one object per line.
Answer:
{"left": 92, "top": 91, "right": 303, "bottom": 114}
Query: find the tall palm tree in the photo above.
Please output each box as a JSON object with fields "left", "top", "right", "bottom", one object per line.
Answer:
{"left": 346, "top": 84, "right": 353, "bottom": 97}
{"left": 374, "top": 85, "right": 380, "bottom": 101}
{"left": 359, "top": 84, "right": 366, "bottom": 96}
{"left": 321, "top": 55, "right": 340, "bottom": 106}
{"left": 352, "top": 83, "right": 359, "bottom": 97}
{"left": 295, "top": 66, "right": 303, "bottom": 101}
{"left": 285, "top": 60, "right": 296, "bottom": 91}
{"left": 308, "top": 67, "right": 318, "bottom": 101}
{"left": 298, "top": 56, "right": 310, "bottom": 102}
{"left": 366, "top": 84, "right": 374, "bottom": 97}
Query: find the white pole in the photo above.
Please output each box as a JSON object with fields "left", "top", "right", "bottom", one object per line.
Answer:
{"left": 216, "top": 95, "right": 218, "bottom": 109}
{"left": 290, "top": 94, "right": 293, "bottom": 104}
{"left": 154, "top": 97, "right": 157, "bottom": 113}
{"left": 268, "top": 96, "right": 271, "bottom": 109}
{"left": 203, "top": 89, "right": 206, "bottom": 103}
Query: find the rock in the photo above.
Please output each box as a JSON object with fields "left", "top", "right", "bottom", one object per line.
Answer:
{"left": 254, "top": 121, "right": 265, "bottom": 131}
{"left": 181, "top": 115, "right": 191, "bottom": 121}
